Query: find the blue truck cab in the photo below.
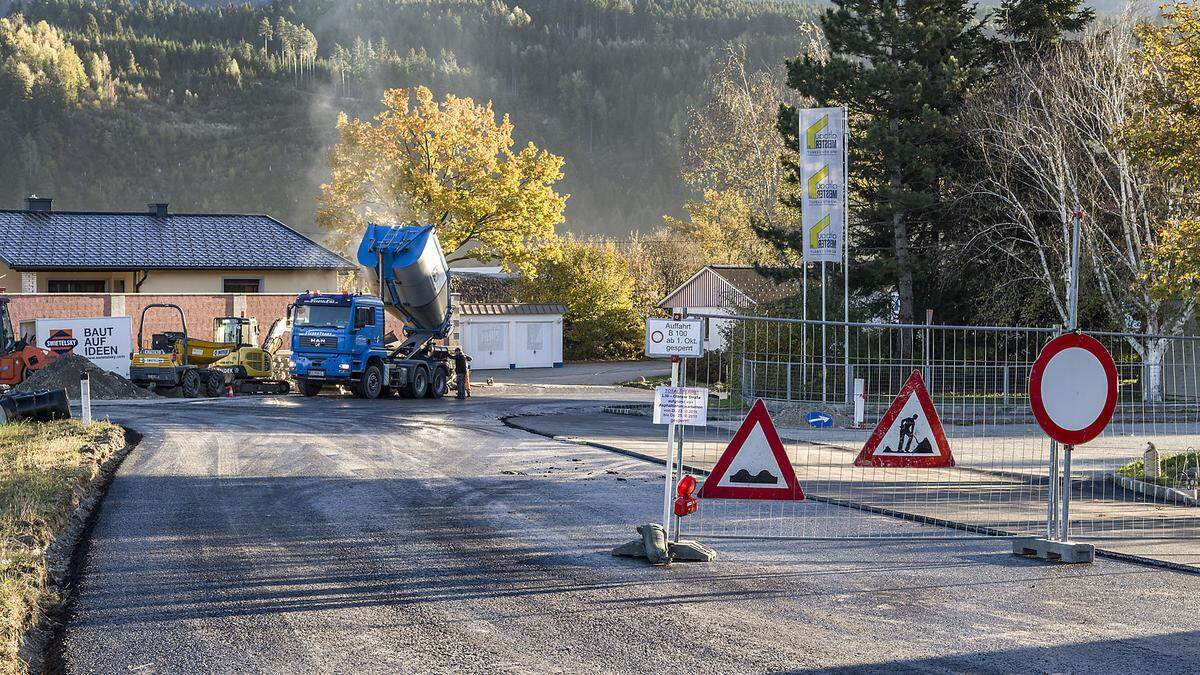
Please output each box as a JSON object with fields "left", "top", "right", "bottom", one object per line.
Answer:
{"left": 289, "top": 223, "right": 456, "bottom": 400}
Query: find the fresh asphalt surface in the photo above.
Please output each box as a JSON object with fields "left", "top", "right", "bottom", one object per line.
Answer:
{"left": 63, "top": 380, "right": 1200, "bottom": 673}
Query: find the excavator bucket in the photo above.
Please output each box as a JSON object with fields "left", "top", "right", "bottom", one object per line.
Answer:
{"left": 0, "top": 388, "right": 71, "bottom": 424}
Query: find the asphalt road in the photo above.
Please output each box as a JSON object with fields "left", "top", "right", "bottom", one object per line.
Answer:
{"left": 62, "top": 385, "right": 1200, "bottom": 674}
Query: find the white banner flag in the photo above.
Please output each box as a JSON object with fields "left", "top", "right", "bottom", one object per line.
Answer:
{"left": 799, "top": 107, "right": 846, "bottom": 264}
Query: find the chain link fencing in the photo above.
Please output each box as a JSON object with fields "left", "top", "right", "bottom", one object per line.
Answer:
{"left": 673, "top": 315, "right": 1200, "bottom": 566}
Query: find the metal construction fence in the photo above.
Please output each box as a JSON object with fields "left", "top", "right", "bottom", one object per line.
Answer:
{"left": 671, "top": 314, "right": 1200, "bottom": 567}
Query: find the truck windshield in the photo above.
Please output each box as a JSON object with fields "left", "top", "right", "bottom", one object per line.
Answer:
{"left": 295, "top": 305, "right": 351, "bottom": 328}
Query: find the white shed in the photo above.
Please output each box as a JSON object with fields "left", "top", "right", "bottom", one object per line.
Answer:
{"left": 456, "top": 303, "right": 566, "bottom": 369}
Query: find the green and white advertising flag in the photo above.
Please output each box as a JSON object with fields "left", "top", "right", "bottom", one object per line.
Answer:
{"left": 799, "top": 107, "right": 846, "bottom": 264}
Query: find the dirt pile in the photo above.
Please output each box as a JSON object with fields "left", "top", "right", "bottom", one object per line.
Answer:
{"left": 13, "top": 353, "right": 158, "bottom": 400}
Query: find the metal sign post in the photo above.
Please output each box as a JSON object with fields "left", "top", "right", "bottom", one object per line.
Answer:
{"left": 842, "top": 105, "right": 851, "bottom": 405}
{"left": 661, "top": 356, "right": 680, "bottom": 529}
{"left": 1017, "top": 328, "right": 1116, "bottom": 563}
{"left": 1060, "top": 444, "right": 1073, "bottom": 542}
{"left": 673, "top": 358, "right": 687, "bottom": 541}
{"left": 646, "top": 314, "right": 704, "bottom": 530}
{"left": 80, "top": 372, "right": 92, "bottom": 427}
{"left": 821, "top": 261, "right": 827, "bottom": 403}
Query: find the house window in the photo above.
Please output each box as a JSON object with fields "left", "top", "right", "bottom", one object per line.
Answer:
{"left": 48, "top": 280, "right": 106, "bottom": 293}
{"left": 223, "top": 278, "right": 262, "bottom": 293}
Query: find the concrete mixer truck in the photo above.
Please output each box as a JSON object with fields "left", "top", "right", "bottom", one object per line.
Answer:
{"left": 288, "top": 223, "right": 457, "bottom": 399}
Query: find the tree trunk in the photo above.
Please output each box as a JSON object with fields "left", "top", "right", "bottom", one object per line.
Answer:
{"left": 1143, "top": 337, "right": 1168, "bottom": 404}
{"left": 894, "top": 211, "right": 914, "bottom": 325}
{"left": 892, "top": 178, "right": 914, "bottom": 324}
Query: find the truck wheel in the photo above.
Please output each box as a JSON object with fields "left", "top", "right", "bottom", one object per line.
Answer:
{"left": 204, "top": 372, "right": 224, "bottom": 398}
{"left": 299, "top": 379, "right": 323, "bottom": 397}
{"left": 181, "top": 369, "right": 202, "bottom": 398}
{"left": 404, "top": 367, "right": 429, "bottom": 399}
{"left": 357, "top": 363, "right": 384, "bottom": 400}
{"left": 428, "top": 368, "right": 448, "bottom": 399}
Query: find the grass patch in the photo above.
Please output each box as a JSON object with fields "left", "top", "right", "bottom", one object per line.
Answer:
{"left": 619, "top": 374, "right": 671, "bottom": 390}
{"left": 1, "top": 420, "right": 124, "bottom": 675}
{"left": 1116, "top": 450, "right": 1200, "bottom": 488}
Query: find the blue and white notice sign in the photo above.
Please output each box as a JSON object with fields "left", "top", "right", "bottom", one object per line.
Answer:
{"left": 806, "top": 411, "right": 834, "bottom": 428}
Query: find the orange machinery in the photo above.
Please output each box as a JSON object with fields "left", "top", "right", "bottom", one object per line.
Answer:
{"left": 0, "top": 297, "right": 60, "bottom": 388}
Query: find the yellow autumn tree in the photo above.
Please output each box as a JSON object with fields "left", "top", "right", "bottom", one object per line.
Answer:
{"left": 1130, "top": 4, "right": 1200, "bottom": 300}
{"left": 516, "top": 236, "right": 643, "bottom": 360}
{"left": 318, "top": 86, "right": 568, "bottom": 276}
{"left": 664, "top": 189, "right": 776, "bottom": 266}
{"left": 1130, "top": 3, "right": 1200, "bottom": 180}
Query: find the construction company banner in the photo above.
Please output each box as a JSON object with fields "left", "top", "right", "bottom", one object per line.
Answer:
{"left": 799, "top": 107, "right": 846, "bottom": 264}
{"left": 35, "top": 317, "right": 133, "bottom": 378}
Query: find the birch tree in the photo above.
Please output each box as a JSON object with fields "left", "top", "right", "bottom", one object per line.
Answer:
{"left": 966, "top": 17, "right": 1195, "bottom": 401}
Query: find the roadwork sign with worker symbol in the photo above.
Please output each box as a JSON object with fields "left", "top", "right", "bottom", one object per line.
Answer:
{"left": 854, "top": 370, "right": 955, "bottom": 468}
{"left": 700, "top": 399, "right": 805, "bottom": 500}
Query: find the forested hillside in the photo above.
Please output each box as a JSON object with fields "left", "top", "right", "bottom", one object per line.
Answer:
{"left": 0, "top": 0, "right": 813, "bottom": 237}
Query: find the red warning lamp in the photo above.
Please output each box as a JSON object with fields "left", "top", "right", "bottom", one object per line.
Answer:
{"left": 677, "top": 475, "right": 697, "bottom": 497}
{"left": 674, "top": 475, "right": 698, "bottom": 517}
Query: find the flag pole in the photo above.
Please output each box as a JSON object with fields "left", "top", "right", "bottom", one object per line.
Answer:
{"left": 842, "top": 105, "right": 851, "bottom": 404}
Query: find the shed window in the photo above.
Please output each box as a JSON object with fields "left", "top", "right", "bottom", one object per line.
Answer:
{"left": 223, "top": 278, "right": 262, "bottom": 293}
{"left": 48, "top": 280, "right": 105, "bottom": 293}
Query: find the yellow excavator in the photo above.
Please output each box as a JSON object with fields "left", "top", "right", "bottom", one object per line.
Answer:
{"left": 209, "top": 313, "right": 292, "bottom": 395}
{"left": 129, "top": 304, "right": 292, "bottom": 397}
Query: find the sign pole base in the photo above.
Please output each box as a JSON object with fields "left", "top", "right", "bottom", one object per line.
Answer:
{"left": 612, "top": 528, "right": 717, "bottom": 564}
{"left": 1011, "top": 537, "right": 1094, "bottom": 564}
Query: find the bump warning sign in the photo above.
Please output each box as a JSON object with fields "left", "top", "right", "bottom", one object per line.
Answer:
{"left": 699, "top": 399, "right": 805, "bottom": 500}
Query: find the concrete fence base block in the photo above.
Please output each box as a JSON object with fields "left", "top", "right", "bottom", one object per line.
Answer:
{"left": 610, "top": 523, "right": 671, "bottom": 565}
{"left": 612, "top": 539, "right": 647, "bottom": 558}
{"left": 1012, "top": 537, "right": 1095, "bottom": 564}
{"left": 669, "top": 540, "right": 717, "bottom": 562}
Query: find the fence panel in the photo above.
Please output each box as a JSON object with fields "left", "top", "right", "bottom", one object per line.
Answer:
{"left": 1059, "top": 332, "right": 1200, "bottom": 563}
{"left": 676, "top": 316, "right": 1200, "bottom": 564}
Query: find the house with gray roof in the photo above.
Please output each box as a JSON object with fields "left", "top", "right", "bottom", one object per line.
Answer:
{"left": 658, "top": 264, "right": 801, "bottom": 351}
{"left": 0, "top": 197, "right": 355, "bottom": 295}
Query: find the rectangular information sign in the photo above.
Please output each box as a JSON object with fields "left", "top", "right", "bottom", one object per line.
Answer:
{"left": 645, "top": 317, "right": 703, "bottom": 358}
{"left": 653, "top": 386, "right": 709, "bottom": 426}
{"left": 35, "top": 316, "right": 133, "bottom": 378}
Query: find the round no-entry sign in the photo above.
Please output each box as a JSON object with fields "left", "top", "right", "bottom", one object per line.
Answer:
{"left": 1029, "top": 333, "right": 1117, "bottom": 446}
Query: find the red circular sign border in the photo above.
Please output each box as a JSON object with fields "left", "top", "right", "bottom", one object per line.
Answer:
{"left": 1029, "top": 333, "right": 1117, "bottom": 446}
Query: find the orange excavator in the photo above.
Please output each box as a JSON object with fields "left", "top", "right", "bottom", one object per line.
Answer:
{"left": 0, "top": 297, "right": 60, "bottom": 389}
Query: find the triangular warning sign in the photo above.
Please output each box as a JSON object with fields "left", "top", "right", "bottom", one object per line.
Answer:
{"left": 855, "top": 370, "right": 954, "bottom": 468}
{"left": 700, "top": 399, "right": 805, "bottom": 500}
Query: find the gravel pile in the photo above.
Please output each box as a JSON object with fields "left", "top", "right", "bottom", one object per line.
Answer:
{"left": 14, "top": 353, "right": 158, "bottom": 400}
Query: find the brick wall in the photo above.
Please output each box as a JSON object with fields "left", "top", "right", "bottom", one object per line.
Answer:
{"left": 7, "top": 293, "right": 297, "bottom": 348}
{"left": 7, "top": 292, "right": 429, "bottom": 350}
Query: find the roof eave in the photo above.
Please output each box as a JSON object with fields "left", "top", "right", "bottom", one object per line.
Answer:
{"left": 6, "top": 264, "right": 356, "bottom": 272}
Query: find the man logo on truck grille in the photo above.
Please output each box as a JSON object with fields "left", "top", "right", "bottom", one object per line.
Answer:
{"left": 45, "top": 329, "right": 78, "bottom": 355}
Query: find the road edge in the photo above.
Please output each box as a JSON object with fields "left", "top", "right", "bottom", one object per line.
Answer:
{"left": 17, "top": 426, "right": 143, "bottom": 673}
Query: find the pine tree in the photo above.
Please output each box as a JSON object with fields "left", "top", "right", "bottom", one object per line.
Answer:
{"left": 759, "top": 0, "right": 992, "bottom": 324}
{"left": 995, "top": 0, "right": 1094, "bottom": 56}
{"left": 257, "top": 16, "right": 273, "bottom": 52}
